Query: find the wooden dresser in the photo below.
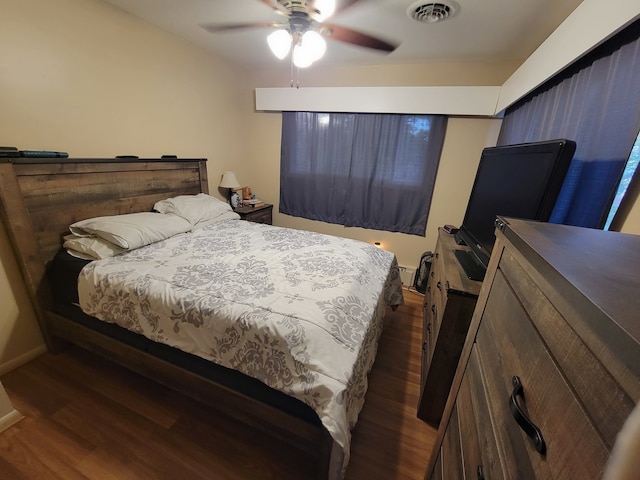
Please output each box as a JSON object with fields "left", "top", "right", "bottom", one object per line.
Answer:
{"left": 417, "top": 228, "right": 482, "bottom": 426}
{"left": 426, "top": 217, "right": 640, "bottom": 480}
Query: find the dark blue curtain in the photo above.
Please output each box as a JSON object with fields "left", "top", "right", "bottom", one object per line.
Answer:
{"left": 280, "top": 112, "right": 447, "bottom": 235}
{"left": 498, "top": 20, "right": 640, "bottom": 228}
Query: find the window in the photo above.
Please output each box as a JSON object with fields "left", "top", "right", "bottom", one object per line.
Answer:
{"left": 604, "top": 130, "right": 640, "bottom": 229}
{"left": 279, "top": 112, "right": 447, "bottom": 236}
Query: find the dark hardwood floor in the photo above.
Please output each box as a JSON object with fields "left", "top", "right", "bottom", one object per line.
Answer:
{"left": 0, "top": 289, "right": 436, "bottom": 479}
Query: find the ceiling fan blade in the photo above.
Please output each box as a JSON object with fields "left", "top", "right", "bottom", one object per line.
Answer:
{"left": 333, "top": 0, "right": 364, "bottom": 16}
{"left": 256, "top": 0, "right": 291, "bottom": 17}
{"left": 200, "top": 21, "right": 281, "bottom": 34}
{"left": 322, "top": 23, "right": 398, "bottom": 52}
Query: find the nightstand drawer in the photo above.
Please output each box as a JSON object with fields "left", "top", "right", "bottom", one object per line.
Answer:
{"left": 235, "top": 204, "right": 273, "bottom": 225}
{"left": 246, "top": 208, "right": 271, "bottom": 224}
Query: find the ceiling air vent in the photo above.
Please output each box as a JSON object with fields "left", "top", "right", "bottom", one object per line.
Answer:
{"left": 407, "top": 1, "right": 460, "bottom": 24}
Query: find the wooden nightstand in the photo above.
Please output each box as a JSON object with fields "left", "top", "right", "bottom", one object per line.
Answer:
{"left": 234, "top": 204, "right": 273, "bottom": 225}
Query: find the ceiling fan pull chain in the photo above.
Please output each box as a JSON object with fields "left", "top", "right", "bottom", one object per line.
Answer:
{"left": 290, "top": 51, "right": 295, "bottom": 87}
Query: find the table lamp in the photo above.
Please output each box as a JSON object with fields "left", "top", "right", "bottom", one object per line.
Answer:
{"left": 219, "top": 171, "right": 242, "bottom": 208}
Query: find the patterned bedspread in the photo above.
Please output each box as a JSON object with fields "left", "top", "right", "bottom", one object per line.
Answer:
{"left": 78, "top": 219, "right": 403, "bottom": 476}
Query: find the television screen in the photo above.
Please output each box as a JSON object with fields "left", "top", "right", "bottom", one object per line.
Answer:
{"left": 455, "top": 139, "right": 576, "bottom": 280}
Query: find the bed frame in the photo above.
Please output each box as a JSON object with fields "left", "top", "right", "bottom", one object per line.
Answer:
{"left": 0, "top": 157, "right": 334, "bottom": 478}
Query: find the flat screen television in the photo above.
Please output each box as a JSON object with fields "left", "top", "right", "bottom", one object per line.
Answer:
{"left": 454, "top": 138, "right": 576, "bottom": 281}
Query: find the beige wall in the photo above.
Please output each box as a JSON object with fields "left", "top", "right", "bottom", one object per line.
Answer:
{"left": 0, "top": 0, "right": 249, "bottom": 371}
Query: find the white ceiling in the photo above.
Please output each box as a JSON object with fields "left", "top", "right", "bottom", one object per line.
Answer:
{"left": 99, "top": 0, "right": 585, "bottom": 69}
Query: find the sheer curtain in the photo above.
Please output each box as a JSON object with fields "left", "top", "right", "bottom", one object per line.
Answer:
{"left": 498, "top": 20, "right": 640, "bottom": 228}
{"left": 280, "top": 112, "right": 447, "bottom": 235}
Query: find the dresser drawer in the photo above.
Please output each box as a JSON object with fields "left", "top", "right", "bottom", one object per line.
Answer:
{"left": 440, "top": 398, "right": 464, "bottom": 479}
{"left": 431, "top": 451, "right": 443, "bottom": 480}
{"left": 499, "top": 248, "right": 638, "bottom": 448}
{"left": 428, "top": 349, "right": 505, "bottom": 480}
{"left": 424, "top": 253, "right": 443, "bottom": 360}
{"left": 475, "top": 270, "right": 609, "bottom": 479}
{"left": 462, "top": 348, "right": 504, "bottom": 480}
{"left": 425, "top": 266, "right": 446, "bottom": 352}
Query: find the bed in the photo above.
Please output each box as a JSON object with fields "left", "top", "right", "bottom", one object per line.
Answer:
{"left": 0, "top": 157, "right": 403, "bottom": 479}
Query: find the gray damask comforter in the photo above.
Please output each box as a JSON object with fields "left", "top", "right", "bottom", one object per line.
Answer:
{"left": 78, "top": 219, "right": 403, "bottom": 477}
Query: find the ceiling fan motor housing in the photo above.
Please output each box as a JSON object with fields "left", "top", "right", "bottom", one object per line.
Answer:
{"left": 279, "top": 0, "right": 314, "bottom": 15}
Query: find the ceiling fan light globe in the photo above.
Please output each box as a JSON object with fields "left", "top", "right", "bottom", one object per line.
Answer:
{"left": 314, "top": 0, "right": 336, "bottom": 21}
{"left": 301, "top": 30, "right": 326, "bottom": 62}
{"left": 293, "top": 44, "right": 314, "bottom": 68}
{"left": 267, "top": 29, "right": 292, "bottom": 59}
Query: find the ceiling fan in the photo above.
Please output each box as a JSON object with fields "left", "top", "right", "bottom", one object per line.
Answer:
{"left": 200, "top": 0, "right": 398, "bottom": 68}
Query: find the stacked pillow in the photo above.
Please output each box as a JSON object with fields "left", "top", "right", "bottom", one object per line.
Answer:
{"left": 153, "top": 193, "right": 240, "bottom": 229}
{"left": 64, "top": 194, "right": 240, "bottom": 260}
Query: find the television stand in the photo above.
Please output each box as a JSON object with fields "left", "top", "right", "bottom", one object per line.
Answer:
{"left": 417, "top": 229, "right": 482, "bottom": 426}
{"left": 454, "top": 250, "right": 486, "bottom": 281}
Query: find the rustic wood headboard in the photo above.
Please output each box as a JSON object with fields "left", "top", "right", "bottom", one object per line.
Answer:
{"left": 0, "top": 157, "right": 208, "bottom": 348}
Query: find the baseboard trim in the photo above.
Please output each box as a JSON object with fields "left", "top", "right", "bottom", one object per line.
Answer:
{"left": 0, "top": 345, "right": 47, "bottom": 376}
{"left": 0, "top": 409, "right": 24, "bottom": 433}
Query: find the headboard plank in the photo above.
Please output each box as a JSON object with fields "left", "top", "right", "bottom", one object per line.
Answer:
{"left": 19, "top": 167, "right": 203, "bottom": 263}
{"left": 0, "top": 158, "right": 208, "bottom": 351}
{"left": 0, "top": 163, "right": 55, "bottom": 347}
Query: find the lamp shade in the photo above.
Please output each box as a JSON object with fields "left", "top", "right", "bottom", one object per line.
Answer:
{"left": 314, "top": 0, "right": 336, "bottom": 21}
{"left": 219, "top": 171, "right": 241, "bottom": 189}
{"left": 301, "top": 30, "right": 326, "bottom": 61}
{"left": 293, "top": 31, "right": 326, "bottom": 68}
{"left": 267, "top": 29, "right": 292, "bottom": 59}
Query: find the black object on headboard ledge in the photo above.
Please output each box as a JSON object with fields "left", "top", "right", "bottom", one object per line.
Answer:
{"left": 0, "top": 147, "right": 69, "bottom": 158}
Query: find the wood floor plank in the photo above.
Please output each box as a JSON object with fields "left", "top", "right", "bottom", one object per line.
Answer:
{"left": 1, "top": 288, "right": 436, "bottom": 479}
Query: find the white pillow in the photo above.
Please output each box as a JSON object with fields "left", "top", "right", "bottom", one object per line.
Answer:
{"left": 191, "top": 210, "right": 241, "bottom": 231}
{"left": 154, "top": 193, "right": 234, "bottom": 225}
{"left": 63, "top": 234, "right": 126, "bottom": 260}
{"left": 69, "top": 212, "right": 191, "bottom": 249}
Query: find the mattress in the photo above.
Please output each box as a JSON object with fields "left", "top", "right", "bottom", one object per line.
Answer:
{"left": 47, "top": 254, "right": 321, "bottom": 425}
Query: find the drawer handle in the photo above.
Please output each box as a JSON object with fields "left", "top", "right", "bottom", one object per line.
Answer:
{"left": 509, "top": 376, "right": 546, "bottom": 454}
{"left": 431, "top": 305, "right": 437, "bottom": 316}
{"left": 477, "top": 465, "right": 484, "bottom": 480}
{"left": 436, "top": 280, "right": 442, "bottom": 290}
